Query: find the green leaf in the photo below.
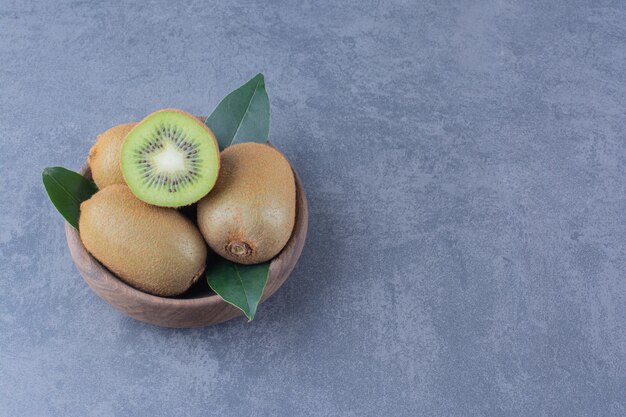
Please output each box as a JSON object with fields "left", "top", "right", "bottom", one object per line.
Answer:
{"left": 42, "top": 167, "right": 98, "bottom": 229}
{"left": 205, "top": 258, "right": 270, "bottom": 321}
{"left": 205, "top": 73, "right": 270, "bottom": 150}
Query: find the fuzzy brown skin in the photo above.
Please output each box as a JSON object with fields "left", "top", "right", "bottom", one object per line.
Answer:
{"left": 88, "top": 123, "right": 137, "bottom": 188}
{"left": 79, "top": 185, "right": 207, "bottom": 297}
{"left": 197, "top": 143, "right": 296, "bottom": 264}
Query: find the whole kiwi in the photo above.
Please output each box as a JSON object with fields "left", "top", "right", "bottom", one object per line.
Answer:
{"left": 88, "top": 123, "right": 136, "bottom": 188}
{"left": 197, "top": 143, "right": 296, "bottom": 264}
{"left": 79, "top": 185, "right": 207, "bottom": 297}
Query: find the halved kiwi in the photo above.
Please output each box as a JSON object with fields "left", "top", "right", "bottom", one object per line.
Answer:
{"left": 121, "top": 109, "right": 220, "bottom": 207}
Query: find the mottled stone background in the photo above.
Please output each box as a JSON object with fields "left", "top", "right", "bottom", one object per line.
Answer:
{"left": 0, "top": 1, "right": 624, "bottom": 416}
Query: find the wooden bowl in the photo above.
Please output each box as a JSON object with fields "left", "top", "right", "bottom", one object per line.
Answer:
{"left": 65, "top": 161, "right": 308, "bottom": 328}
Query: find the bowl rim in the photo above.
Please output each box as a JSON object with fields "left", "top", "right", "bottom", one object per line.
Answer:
{"left": 69, "top": 158, "right": 307, "bottom": 310}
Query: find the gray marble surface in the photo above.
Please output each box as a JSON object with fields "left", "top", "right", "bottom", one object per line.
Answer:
{"left": 1, "top": 1, "right": 625, "bottom": 416}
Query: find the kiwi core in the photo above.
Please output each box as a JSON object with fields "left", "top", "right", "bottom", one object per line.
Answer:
{"left": 153, "top": 143, "right": 186, "bottom": 173}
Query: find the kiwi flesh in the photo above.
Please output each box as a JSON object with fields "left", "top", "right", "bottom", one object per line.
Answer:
{"left": 88, "top": 123, "right": 136, "bottom": 188}
{"left": 79, "top": 184, "right": 207, "bottom": 297}
{"left": 121, "top": 109, "right": 220, "bottom": 207}
{"left": 197, "top": 143, "right": 296, "bottom": 264}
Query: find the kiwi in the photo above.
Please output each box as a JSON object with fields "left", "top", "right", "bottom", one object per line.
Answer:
{"left": 79, "top": 185, "right": 207, "bottom": 297}
{"left": 197, "top": 143, "right": 296, "bottom": 264}
{"left": 88, "top": 123, "right": 136, "bottom": 188}
{"left": 120, "top": 109, "right": 220, "bottom": 207}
